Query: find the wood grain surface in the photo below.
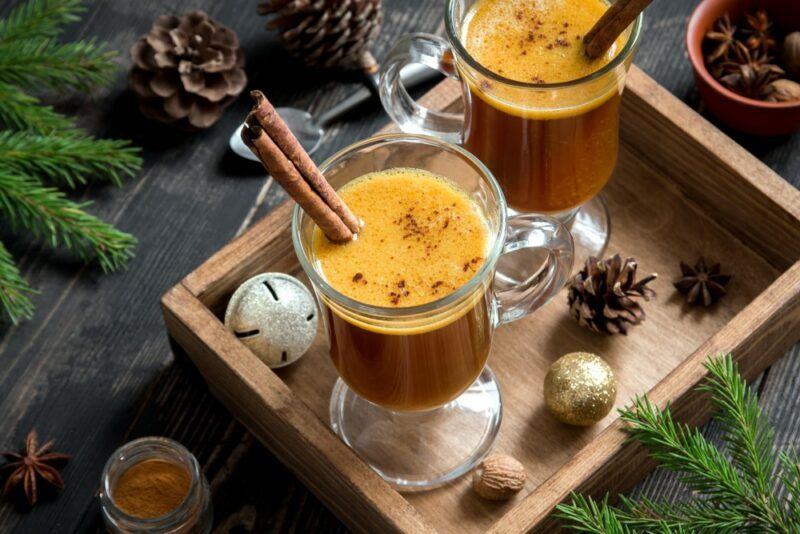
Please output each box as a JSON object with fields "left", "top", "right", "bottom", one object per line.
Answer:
{"left": 0, "top": 0, "right": 798, "bottom": 532}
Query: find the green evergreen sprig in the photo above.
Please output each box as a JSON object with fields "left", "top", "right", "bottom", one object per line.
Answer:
{"left": 0, "top": 239, "right": 36, "bottom": 324}
{"left": 0, "top": 130, "right": 141, "bottom": 187}
{"left": 556, "top": 354, "right": 800, "bottom": 534}
{"left": 0, "top": 0, "right": 84, "bottom": 44}
{"left": 0, "top": 81, "right": 75, "bottom": 133}
{"left": 0, "top": 0, "right": 142, "bottom": 323}
{"left": 0, "top": 171, "right": 136, "bottom": 271}
{"left": 0, "top": 38, "right": 116, "bottom": 90}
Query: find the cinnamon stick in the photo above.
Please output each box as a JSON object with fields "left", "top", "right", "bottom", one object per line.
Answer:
{"left": 583, "top": 0, "right": 652, "bottom": 59}
{"left": 242, "top": 91, "right": 358, "bottom": 243}
{"left": 247, "top": 90, "right": 360, "bottom": 235}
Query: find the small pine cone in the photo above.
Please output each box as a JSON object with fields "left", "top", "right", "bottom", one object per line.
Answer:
{"left": 567, "top": 255, "right": 658, "bottom": 335}
{"left": 130, "top": 11, "right": 247, "bottom": 130}
{"left": 259, "top": 0, "right": 382, "bottom": 70}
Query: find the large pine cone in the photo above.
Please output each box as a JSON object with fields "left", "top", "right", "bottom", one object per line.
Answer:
{"left": 259, "top": 0, "right": 382, "bottom": 70}
{"left": 130, "top": 11, "right": 247, "bottom": 130}
{"left": 567, "top": 255, "right": 658, "bottom": 335}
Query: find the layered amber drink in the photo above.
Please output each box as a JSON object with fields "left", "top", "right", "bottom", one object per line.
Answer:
{"left": 313, "top": 168, "right": 493, "bottom": 411}
{"left": 380, "top": 0, "right": 641, "bottom": 241}
{"left": 292, "top": 134, "right": 573, "bottom": 488}
{"left": 461, "top": 0, "right": 627, "bottom": 213}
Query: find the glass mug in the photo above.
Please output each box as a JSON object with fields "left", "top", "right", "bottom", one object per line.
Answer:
{"left": 379, "top": 0, "right": 642, "bottom": 260}
{"left": 293, "top": 134, "right": 574, "bottom": 489}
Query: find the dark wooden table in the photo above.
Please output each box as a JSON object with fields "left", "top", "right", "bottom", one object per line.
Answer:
{"left": 0, "top": 0, "right": 798, "bottom": 532}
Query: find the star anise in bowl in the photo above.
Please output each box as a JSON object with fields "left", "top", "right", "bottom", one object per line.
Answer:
{"left": 719, "top": 60, "right": 784, "bottom": 100}
{"left": 742, "top": 8, "right": 777, "bottom": 55}
{"left": 702, "top": 7, "right": 800, "bottom": 103}
{"left": 1, "top": 429, "right": 69, "bottom": 506}
{"left": 705, "top": 14, "right": 742, "bottom": 64}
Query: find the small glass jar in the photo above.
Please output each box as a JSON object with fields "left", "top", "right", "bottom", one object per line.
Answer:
{"left": 100, "top": 437, "right": 212, "bottom": 533}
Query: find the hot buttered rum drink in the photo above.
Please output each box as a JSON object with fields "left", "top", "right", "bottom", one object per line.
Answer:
{"left": 461, "top": 0, "right": 629, "bottom": 213}
{"left": 313, "top": 168, "right": 492, "bottom": 411}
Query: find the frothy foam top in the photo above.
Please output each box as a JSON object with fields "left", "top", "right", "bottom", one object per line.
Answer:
{"left": 313, "top": 168, "right": 490, "bottom": 308}
{"left": 462, "top": 0, "right": 624, "bottom": 84}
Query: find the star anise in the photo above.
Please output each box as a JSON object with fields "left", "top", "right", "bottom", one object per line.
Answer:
{"left": 742, "top": 8, "right": 777, "bottom": 54}
{"left": 1, "top": 430, "right": 69, "bottom": 506}
{"left": 709, "top": 44, "right": 750, "bottom": 79}
{"left": 748, "top": 48, "right": 779, "bottom": 70}
{"left": 705, "top": 14, "right": 741, "bottom": 64}
{"left": 673, "top": 258, "right": 731, "bottom": 307}
{"left": 719, "top": 60, "right": 784, "bottom": 99}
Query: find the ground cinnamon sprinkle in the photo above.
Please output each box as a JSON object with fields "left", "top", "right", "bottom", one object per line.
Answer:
{"left": 113, "top": 459, "right": 191, "bottom": 519}
{"left": 312, "top": 169, "right": 489, "bottom": 307}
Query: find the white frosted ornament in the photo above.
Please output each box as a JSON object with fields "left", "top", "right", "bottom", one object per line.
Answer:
{"left": 224, "top": 273, "right": 318, "bottom": 368}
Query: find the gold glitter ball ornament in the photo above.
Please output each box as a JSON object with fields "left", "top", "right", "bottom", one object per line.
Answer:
{"left": 544, "top": 352, "right": 617, "bottom": 426}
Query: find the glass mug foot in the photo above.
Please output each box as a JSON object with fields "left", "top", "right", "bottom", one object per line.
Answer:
{"left": 329, "top": 366, "right": 502, "bottom": 491}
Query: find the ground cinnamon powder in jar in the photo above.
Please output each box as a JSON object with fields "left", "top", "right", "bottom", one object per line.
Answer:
{"left": 113, "top": 459, "right": 191, "bottom": 518}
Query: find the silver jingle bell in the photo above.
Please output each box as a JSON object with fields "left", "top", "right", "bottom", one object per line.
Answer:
{"left": 224, "top": 273, "right": 318, "bottom": 368}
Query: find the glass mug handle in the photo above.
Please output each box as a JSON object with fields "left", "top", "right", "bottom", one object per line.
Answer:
{"left": 379, "top": 33, "right": 464, "bottom": 144}
{"left": 493, "top": 214, "right": 574, "bottom": 325}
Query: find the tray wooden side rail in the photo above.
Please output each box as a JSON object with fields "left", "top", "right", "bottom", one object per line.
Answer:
{"left": 162, "top": 66, "right": 800, "bottom": 533}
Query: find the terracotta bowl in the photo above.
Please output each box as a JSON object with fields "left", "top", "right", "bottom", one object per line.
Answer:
{"left": 687, "top": 0, "right": 800, "bottom": 136}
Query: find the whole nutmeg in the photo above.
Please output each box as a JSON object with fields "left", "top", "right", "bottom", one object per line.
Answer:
{"left": 784, "top": 32, "right": 800, "bottom": 79}
{"left": 472, "top": 454, "right": 526, "bottom": 500}
{"left": 764, "top": 79, "right": 800, "bottom": 102}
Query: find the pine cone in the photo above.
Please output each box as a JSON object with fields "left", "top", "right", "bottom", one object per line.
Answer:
{"left": 259, "top": 0, "right": 382, "bottom": 70}
{"left": 567, "top": 255, "right": 658, "bottom": 335}
{"left": 130, "top": 11, "right": 247, "bottom": 130}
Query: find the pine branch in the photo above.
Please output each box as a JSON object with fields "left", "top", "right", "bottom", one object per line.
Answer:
{"left": 619, "top": 495, "right": 758, "bottom": 533}
{"left": 700, "top": 357, "right": 778, "bottom": 499}
{"left": 0, "top": 239, "right": 36, "bottom": 324}
{"left": 0, "top": 81, "right": 76, "bottom": 133}
{"left": 0, "top": 38, "right": 116, "bottom": 91}
{"left": 0, "top": 130, "right": 141, "bottom": 188}
{"left": 555, "top": 493, "right": 632, "bottom": 534}
{"left": 0, "top": 0, "right": 84, "bottom": 44}
{"left": 779, "top": 450, "right": 800, "bottom": 530}
{"left": 620, "top": 395, "right": 753, "bottom": 505}
{"left": 559, "top": 355, "right": 799, "bottom": 534}
{"left": 0, "top": 0, "right": 140, "bottom": 323}
{"left": 0, "top": 170, "right": 135, "bottom": 271}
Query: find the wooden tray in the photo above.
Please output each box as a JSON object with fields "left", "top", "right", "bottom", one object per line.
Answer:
{"left": 162, "top": 67, "right": 800, "bottom": 533}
